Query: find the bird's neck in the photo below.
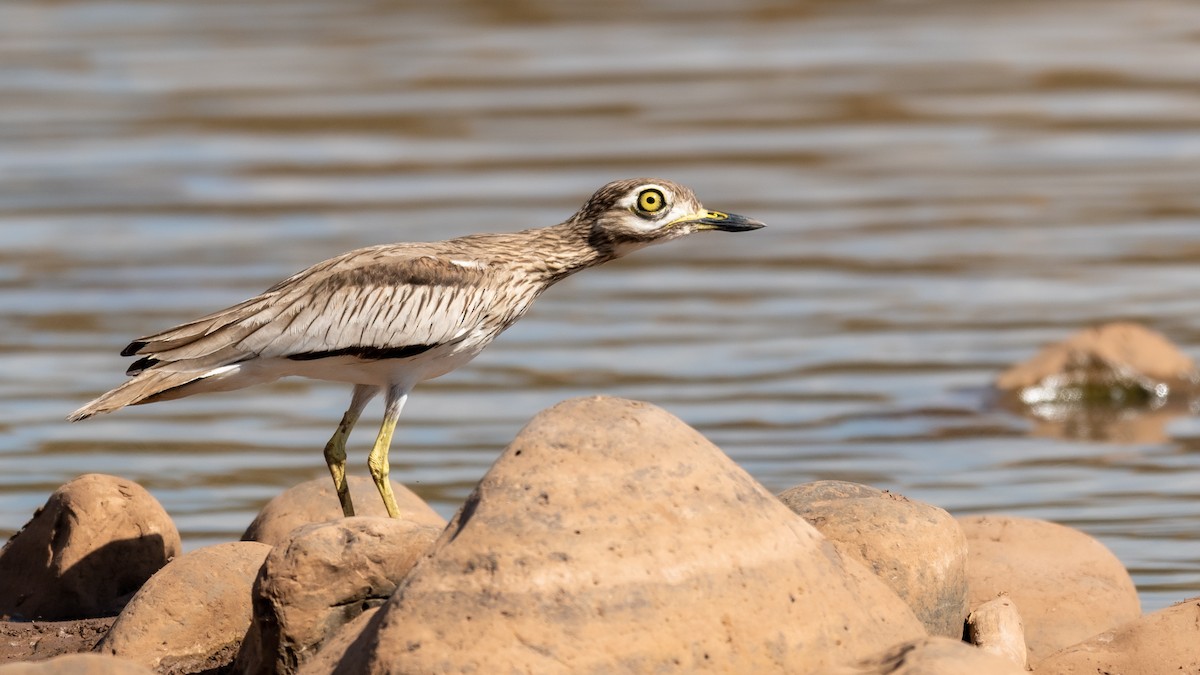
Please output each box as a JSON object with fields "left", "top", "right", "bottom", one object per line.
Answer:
{"left": 512, "top": 218, "right": 619, "bottom": 283}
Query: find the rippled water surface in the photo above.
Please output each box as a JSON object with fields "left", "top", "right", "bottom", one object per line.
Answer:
{"left": 3, "top": 0, "right": 1200, "bottom": 611}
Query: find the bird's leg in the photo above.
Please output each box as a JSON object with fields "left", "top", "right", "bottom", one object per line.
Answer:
{"left": 324, "top": 384, "right": 378, "bottom": 517}
{"left": 367, "top": 384, "right": 409, "bottom": 518}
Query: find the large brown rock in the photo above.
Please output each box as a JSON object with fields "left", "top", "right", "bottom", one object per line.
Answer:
{"left": 835, "top": 637, "right": 1027, "bottom": 675}
{"left": 236, "top": 517, "right": 441, "bottom": 675}
{"left": 1034, "top": 597, "right": 1200, "bottom": 674}
{"left": 326, "top": 396, "right": 926, "bottom": 673}
{"left": 959, "top": 515, "right": 1140, "bottom": 664}
{"left": 0, "top": 654, "right": 155, "bottom": 675}
{"left": 96, "top": 541, "right": 271, "bottom": 674}
{"left": 0, "top": 474, "right": 180, "bottom": 620}
{"left": 778, "top": 480, "right": 969, "bottom": 637}
{"left": 242, "top": 476, "right": 444, "bottom": 547}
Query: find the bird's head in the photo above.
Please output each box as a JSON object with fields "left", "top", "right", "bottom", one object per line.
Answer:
{"left": 573, "top": 178, "right": 765, "bottom": 258}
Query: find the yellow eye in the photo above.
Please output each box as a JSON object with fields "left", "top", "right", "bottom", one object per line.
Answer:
{"left": 636, "top": 188, "right": 666, "bottom": 214}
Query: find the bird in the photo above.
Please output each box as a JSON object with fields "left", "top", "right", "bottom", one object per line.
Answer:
{"left": 68, "top": 178, "right": 765, "bottom": 518}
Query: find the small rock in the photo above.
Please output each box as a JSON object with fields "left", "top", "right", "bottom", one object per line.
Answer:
{"left": 965, "top": 594, "right": 1026, "bottom": 668}
{"left": 242, "top": 476, "right": 444, "bottom": 547}
{"left": 834, "top": 637, "right": 1027, "bottom": 675}
{"left": 959, "top": 514, "right": 1139, "bottom": 664}
{"left": 331, "top": 396, "right": 926, "bottom": 673}
{"left": 778, "top": 480, "right": 969, "bottom": 637}
{"left": 0, "top": 653, "right": 155, "bottom": 675}
{"left": 0, "top": 474, "right": 181, "bottom": 620}
{"left": 995, "top": 322, "right": 1198, "bottom": 418}
{"left": 1035, "top": 596, "right": 1200, "bottom": 674}
{"left": 96, "top": 541, "right": 271, "bottom": 674}
{"left": 236, "top": 517, "right": 441, "bottom": 675}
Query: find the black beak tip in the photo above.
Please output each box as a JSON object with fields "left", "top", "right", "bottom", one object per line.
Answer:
{"left": 712, "top": 213, "right": 766, "bottom": 232}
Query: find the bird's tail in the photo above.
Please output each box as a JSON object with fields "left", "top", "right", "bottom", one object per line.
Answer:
{"left": 67, "top": 370, "right": 208, "bottom": 422}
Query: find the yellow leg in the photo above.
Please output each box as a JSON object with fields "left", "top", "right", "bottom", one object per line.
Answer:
{"left": 367, "top": 385, "right": 409, "bottom": 518}
{"left": 323, "top": 385, "right": 377, "bottom": 518}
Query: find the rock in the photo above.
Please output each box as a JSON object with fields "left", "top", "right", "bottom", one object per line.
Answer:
{"left": 0, "top": 617, "right": 115, "bottom": 662}
{"left": 778, "top": 480, "right": 969, "bottom": 637}
{"left": 236, "top": 517, "right": 441, "bottom": 674}
{"left": 295, "top": 608, "right": 381, "bottom": 675}
{"left": 96, "top": 541, "right": 271, "bottom": 674}
{"left": 996, "top": 322, "right": 1197, "bottom": 395}
{"left": 242, "top": 476, "right": 444, "bottom": 547}
{"left": 0, "top": 474, "right": 181, "bottom": 620}
{"left": 1034, "top": 597, "right": 1200, "bottom": 674}
{"left": 834, "top": 637, "right": 1028, "bottom": 675}
{"left": 959, "top": 515, "right": 1139, "bottom": 664}
{"left": 0, "top": 653, "right": 156, "bottom": 674}
{"left": 329, "top": 396, "right": 926, "bottom": 673}
{"left": 965, "top": 594, "right": 1027, "bottom": 668}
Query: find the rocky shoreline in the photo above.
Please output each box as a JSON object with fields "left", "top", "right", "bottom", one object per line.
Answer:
{"left": 1, "top": 394, "right": 1197, "bottom": 674}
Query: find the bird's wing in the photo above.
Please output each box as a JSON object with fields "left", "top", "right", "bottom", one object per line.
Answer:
{"left": 124, "top": 250, "right": 507, "bottom": 373}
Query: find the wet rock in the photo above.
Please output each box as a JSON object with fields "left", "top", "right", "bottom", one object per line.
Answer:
{"left": 835, "top": 637, "right": 1027, "bottom": 675}
{"left": 965, "top": 594, "right": 1026, "bottom": 668}
{"left": 328, "top": 396, "right": 926, "bottom": 673}
{"left": 996, "top": 322, "right": 1196, "bottom": 397}
{"left": 242, "top": 476, "right": 444, "bottom": 547}
{"left": 1034, "top": 597, "right": 1200, "bottom": 674}
{"left": 236, "top": 517, "right": 441, "bottom": 675}
{"left": 995, "top": 323, "right": 1199, "bottom": 441}
{"left": 96, "top": 541, "right": 271, "bottom": 674}
{"left": 0, "top": 653, "right": 155, "bottom": 675}
{"left": 959, "top": 514, "right": 1139, "bottom": 664}
{"left": 0, "top": 474, "right": 180, "bottom": 621}
{"left": 778, "top": 480, "right": 969, "bottom": 638}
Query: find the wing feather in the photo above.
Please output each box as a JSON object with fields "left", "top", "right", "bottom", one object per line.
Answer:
{"left": 124, "top": 251, "right": 509, "bottom": 372}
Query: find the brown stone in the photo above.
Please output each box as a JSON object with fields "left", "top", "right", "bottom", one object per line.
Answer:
{"left": 0, "top": 474, "right": 181, "bottom": 621}
{"left": 959, "top": 515, "right": 1140, "bottom": 664}
{"left": 294, "top": 608, "right": 380, "bottom": 675}
{"left": 95, "top": 541, "right": 271, "bottom": 674}
{"left": 835, "top": 637, "right": 1027, "bottom": 675}
{"left": 965, "top": 594, "right": 1027, "bottom": 668}
{"left": 329, "top": 396, "right": 926, "bottom": 673}
{"left": 242, "top": 476, "right": 444, "bottom": 547}
{"left": 0, "top": 653, "right": 155, "bottom": 675}
{"left": 236, "top": 517, "right": 441, "bottom": 674}
{"left": 778, "top": 480, "right": 969, "bottom": 638}
{"left": 996, "top": 322, "right": 1196, "bottom": 392}
{"left": 1034, "top": 597, "right": 1200, "bottom": 674}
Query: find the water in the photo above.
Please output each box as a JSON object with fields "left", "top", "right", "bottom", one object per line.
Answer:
{"left": 3, "top": 0, "right": 1200, "bottom": 612}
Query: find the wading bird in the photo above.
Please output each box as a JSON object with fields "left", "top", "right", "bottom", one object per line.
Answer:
{"left": 69, "top": 178, "right": 765, "bottom": 517}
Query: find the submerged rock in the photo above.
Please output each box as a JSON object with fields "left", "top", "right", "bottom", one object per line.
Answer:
{"left": 0, "top": 474, "right": 180, "bottom": 621}
{"left": 324, "top": 396, "right": 926, "bottom": 673}
{"left": 995, "top": 322, "right": 1199, "bottom": 441}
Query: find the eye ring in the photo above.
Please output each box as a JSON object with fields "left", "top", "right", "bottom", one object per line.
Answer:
{"left": 635, "top": 188, "right": 667, "bottom": 216}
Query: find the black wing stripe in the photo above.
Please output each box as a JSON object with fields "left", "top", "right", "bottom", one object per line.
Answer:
{"left": 285, "top": 343, "right": 437, "bottom": 362}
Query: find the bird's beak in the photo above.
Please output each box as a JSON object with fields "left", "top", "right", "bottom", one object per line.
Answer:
{"left": 675, "top": 210, "right": 766, "bottom": 232}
